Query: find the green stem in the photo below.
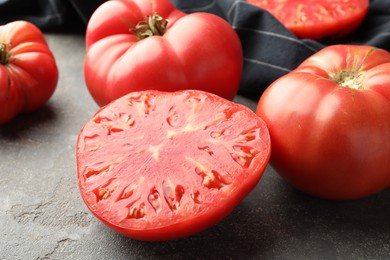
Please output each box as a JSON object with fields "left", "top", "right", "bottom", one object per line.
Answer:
{"left": 0, "top": 43, "right": 10, "bottom": 65}
{"left": 0, "top": 43, "right": 12, "bottom": 100}
{"left": 132, "top": 13, "right": 168, "bottom": 40}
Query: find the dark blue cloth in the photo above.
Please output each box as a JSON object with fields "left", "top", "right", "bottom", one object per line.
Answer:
{"left": 170, "top": 0, "right": 390, "bottom": 95}
{"left": 1, "top": 0, "right": 389, "bottom": 95}
{"left": 0, "top": 0, "right": 104, "bottom": 29}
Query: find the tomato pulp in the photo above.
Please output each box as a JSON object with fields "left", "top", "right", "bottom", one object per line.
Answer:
{"left": 257, "top": 45, "right": 390, "bottom": 200}
{"left": 246, "top": 0, "right": 369, "bottom": 40}
{"left": 77, "top": 90, "right": 271, "bottom": 240}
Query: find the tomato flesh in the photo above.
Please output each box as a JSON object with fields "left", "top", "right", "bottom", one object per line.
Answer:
{"left": 246, "top": 0, "right": 369, "bottom": 40}
{"left": 77, "top": 90, "right": 270, "bottom": 240}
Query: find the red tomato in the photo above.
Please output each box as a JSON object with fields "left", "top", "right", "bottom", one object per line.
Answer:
{"left": 77, "top": 90, "right": 270, "bottom": 240}
{"left": 256, "top": 45, "right": 390, "bottom": 200}
{"left": 0, "top": 21, "right": 58, "bottom": 124}
{"left": 84, "top": 0, "right": 243, "bottom": 107}
{"left": 246, "top": 0, "right": 369, "bottom": 40}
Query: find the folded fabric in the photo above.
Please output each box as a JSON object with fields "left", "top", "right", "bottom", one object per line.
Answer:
{"left": 0, "top": 0, "right": 75, "bottom": 29}
{"left": 171, "top": 0, "right": 390, "bottom": 95}
{"left": 0, "top": 0, "right": 103, "bottom": 29}
{"left": 1, "top": 0, "right": 389, "bottom": 96}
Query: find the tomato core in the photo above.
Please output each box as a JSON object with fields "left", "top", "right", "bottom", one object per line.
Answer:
{"left": 132, "top": 13, "right": 168, "bottom": 40}
{"left": 0, "top": 43, "right": 10, "bottom": 65}
{"left": 329, "top": 70, "right": 366, "bottom": 90}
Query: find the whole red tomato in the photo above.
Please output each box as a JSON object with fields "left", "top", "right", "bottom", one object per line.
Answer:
{"left": 256, "top": 45, "right": 390, "bottom": 200}
{"left": 77, "top": 90, "right": 270, "bottom": 240}
{"left": 0, "top": 21, "right": 58, "bottom": 124}
{"left": 84, "top": 0, "right": 243, "bottom": 107}
{"left": 246, "top": 0, "right": 369, "bottom": 40}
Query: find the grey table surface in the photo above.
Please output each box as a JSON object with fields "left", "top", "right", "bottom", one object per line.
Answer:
{"left": 1, "top": 33, "right": 390, "bottom": 260}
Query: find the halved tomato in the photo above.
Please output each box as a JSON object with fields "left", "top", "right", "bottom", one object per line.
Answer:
{"left": 76, "top": 90, "right": 271, "bottom": 241}
{"left": 246, "top": 0, "right": 369, "bottom": 40}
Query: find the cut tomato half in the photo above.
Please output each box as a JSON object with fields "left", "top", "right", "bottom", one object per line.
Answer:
{"left": 247, "top": 0, "right": 369, "bottom": 40}
{"left": 76, "top": 90, "right": 271, "bottom": 241}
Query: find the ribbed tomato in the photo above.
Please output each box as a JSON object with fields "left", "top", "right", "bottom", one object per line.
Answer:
{"left": 257, "top": 45, "right": 390, "bottom": 200}
{"left": 0, "top": 21, "right": 58, "bottom": 124}
{"left": 77, "top": 90, "right": 271, "bottom": 240}
{"left": 84, "top": 0, "right": 243, "bottom": 106}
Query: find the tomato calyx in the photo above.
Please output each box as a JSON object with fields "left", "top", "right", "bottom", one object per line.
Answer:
{"left": 0, "top": 42, "right": 12, "bottom": 100}
{"left": 0, "top": 43, "right": 11, "bottom": 65}
{"left": 132, "top": 13, "right": 168, "bottom": 40}
{"left": 329, "top": 69, "right": 366, "bottom": 90}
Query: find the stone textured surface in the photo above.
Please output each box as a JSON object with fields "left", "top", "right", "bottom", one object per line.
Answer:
{"left": 1, "top": 33, "right": 390, "bottom": 259}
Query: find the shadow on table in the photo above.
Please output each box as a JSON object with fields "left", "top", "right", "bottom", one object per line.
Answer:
{"left": 107, "top": 173, "right": 390, "bottom": 259}
{"left": 0, "top": 104, "right": 58, "bottom": 141}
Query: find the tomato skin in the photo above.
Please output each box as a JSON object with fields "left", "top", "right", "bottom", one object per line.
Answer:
{"left": 77, "top": 90, "right": 270, "bottom": 240}
{"left": 0, "top": 21, "right": 59, "bottom": 124}
{"left": 84, "top": 0, "right": 243, "bottom": 107}
{"left": 246, "top": 0, "right": 369, "bottom": 40}
{"left": 256, "top": 45, "right": 390, "bottom": 200}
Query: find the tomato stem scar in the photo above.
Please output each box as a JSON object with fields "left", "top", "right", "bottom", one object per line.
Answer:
{"left": 329, "top": 69, "right": 366, "bottom": 90}
{"left": 328, "top": 48, "right": 376, "bottom": 90}
{"left": 132, "top": 13, "right": 168, "bottom": 40}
